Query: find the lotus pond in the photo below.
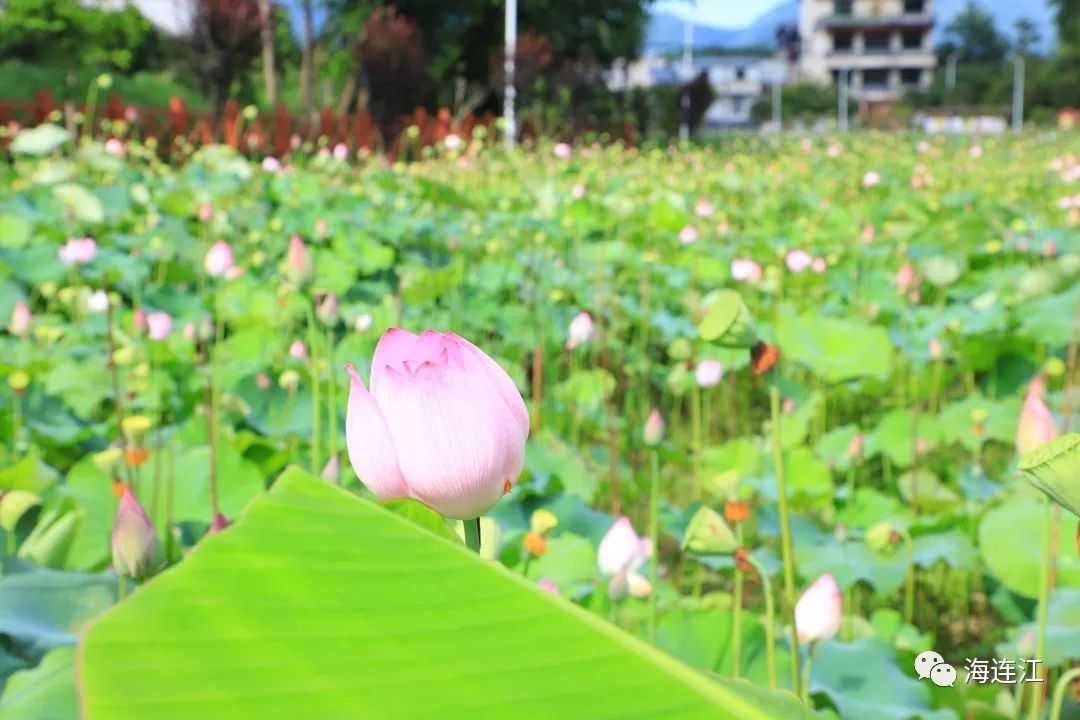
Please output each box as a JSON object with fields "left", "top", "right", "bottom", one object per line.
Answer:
{"left": 0, "top": 127, "right": 1079, "bottom": 720}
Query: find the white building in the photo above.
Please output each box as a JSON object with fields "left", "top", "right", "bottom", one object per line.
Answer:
{"left": 798, "top": 0, "right": 936, "bottom": 103}
{"left": 609, "top": 55, "right": 787, "bottom": 127}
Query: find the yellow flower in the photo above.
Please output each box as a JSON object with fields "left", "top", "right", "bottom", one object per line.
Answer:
{"left": 530, "top": 509, "right": 558, "bottom": 534}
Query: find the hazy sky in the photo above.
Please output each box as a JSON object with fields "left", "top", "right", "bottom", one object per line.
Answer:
{"left": 653, "top": 0, "right": 786, "bottom": 28}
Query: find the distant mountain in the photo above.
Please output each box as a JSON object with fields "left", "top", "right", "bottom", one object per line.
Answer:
{"left": 645, "top": 0, "right": 1055, "bottom": 55}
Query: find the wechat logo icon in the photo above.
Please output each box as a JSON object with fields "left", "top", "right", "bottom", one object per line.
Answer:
{"left": 915, "top": 650, "right": 955, "bottom": 687}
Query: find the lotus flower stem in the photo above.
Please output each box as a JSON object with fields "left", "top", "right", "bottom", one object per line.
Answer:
{"left": 691, "top": 385, "right": 702, "bottom": 500}
{"left": 800, "top": 641, "right": 816, "bottom": 703}
{"left": 747, "top": 553, "right": 776, "bottom": 690}
{"left": 206, "top": 309, "right": 224, "bottom": 518}
{"left": 117, "top": 574, "right": 128, "bottom": 600}
{"left": 305, "top": 300, "right": 322, "bottom": 474}
{"left": 325, "top": 328, "right": 339, "bottom": 483}
{"left": 464, "top": 518, "right": 482, "bottom": 554}
{"left": 1028, "top": 497, "right": 1052, "bottom": 720}
{"left": 732, "top": 525, "right": 745, "bottom": 679}
{"left": 1049, "top": 666, "right": 1080, "bottom": 720}
{"left": 769, "top": 382, "right": 801, "bottom": 693}
{"left": 648, "top": 449, "right": 660, "bottom": 642}
{"left": 104, "top": 299, "right": 135, "bottom": 487}
{"left": 164, "top": 437, "right": 175, "bottom": 562}
{"left": 531, "top": 325, "right": 544, "bottom": 435}
{"left": 10, "top": 389, "right": 20, "bottom": 455}
{"left": 898, "top": 527, "right": 915, "bottom": 624}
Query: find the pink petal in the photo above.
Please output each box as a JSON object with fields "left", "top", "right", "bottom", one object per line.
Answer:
{"left": 370, "top": 328, "right": 420, "bottom": 391}
{"left": 375, "top": 358, "right": 525, "bottom": 520}
{"left": 450, "top": 334, "right": 529, "bottom": 438}
{"left": 344, "top": 364, "right": 408, "bottom": 500}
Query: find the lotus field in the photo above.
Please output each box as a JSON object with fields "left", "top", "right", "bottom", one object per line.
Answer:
{"left": 2, "top": 126, "right": 1080, "bottom": 720}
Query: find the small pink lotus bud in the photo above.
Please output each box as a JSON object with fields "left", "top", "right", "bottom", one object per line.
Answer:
{"left": 694, "top": 359, "right": 723, "bottom": 388}
{"left": 261, "top": 156, "right": 282, "bottom": 172}
{"left": 969, "top": 145, "right": 983, "bottom": 158}
{"left": 694, "top": 199, "right": 714, "bottom": 217}
{"left": 316, "top": 291, "right": 339, "bottom": 326}
{"left": 678, "top": 225, "right": 698, "bottom": 245}
{"left": 146, "top": 311, "right": 172, "bottom": 341}
{"left": 847, "top": 433, "right": 863, "bottom": 459}
{"left": 204, "top": 240, "right": 235, "bottom": 278}
{"left": 795, "top": 574, "right": 842, "bottom": 643}
{"left": 643, "top": 409, "right": 665, "bottom": 447}
{"left": 132, "top": 307, "right": 147, "bottom": 335}
{"left": 1017, "top": 375, "right": 1058, "bottom": 456}
{"left": 917, "top": 140, "right": 930, "bottom": 153}
{"left": 104, "top": 137, "right": 125, "bottom": 157}
{"left": 812, "top": 257, "right": 827, "bottom": 273}
{"left": 1043, "top": 240, "right": 1057, "bottom": 257}
{"left": 87, "top": 290, "right": 110, "bottom": 314}
{"left": 111, "top": 488, "right": 160, "bottom": 580}
{"left": 570, "top": 183, "right": 586, "bottom": 199}
{"left": 197, "top": 203, "right": 214, "bottom": 222}
{"left": 731, "top": 258, "right": 763, "bottom": 283}
{"left": 783, "top": 398, "right": 796, "bottom": 414}
{"left": 182, "top": 322, "right": 197, "bottom": 341}
{"left": 895, "top": 263, "right": 916, "bottom": 290}
{"left": 444, "top": 134, "right": 462, "bottom": 151}
{"left": 8, "top": 302, "right": 30, "bottom": 336}
{"left": 862, "top": 171, "right": 881, "bottom": 188}
{"left": 333, "top": 142, "right": 349, "bottom": 161}
{"left": 286, "top": 235, "right": 312, "bottom": 283}
{"left": 929, "top": 338, "right": 943, "bottom": 359}
{"left": 58, "top": 237, "right": 97, "bottom": 265}
{"left": 256, "top": 372, "right": 271, "bottom": 390}
{"left": 827, "top": 143, "right": 843, "bottom": 157}
{"left": 314, "top": 218, "right": 328, "bottom": 238}
{"left": 862, "top": 224, "right": 876, "bottom": 244}
{"left": 320, "top": 453, "right": 340, "bottom": 482}
{"left": 785, "top": 249, "right": 812, "bottom": 273}
{"left": 566, "top": 311, "right": 593, "bottom": 350}
{"left": 916, "top": 437, "right": 930, "bottom": 455}
{"left": 599, "top": 517, "right": 653, "bottom": 600}
{"left": 553, "top": 142, "right": 572, "bottom": 159}
{"left": 355, "top": 313, "right": 373, "bottom": 332}
{"left": 289, "top": 340, "right": 307, "bottom": 360}
{"left": 208, "top": 512, "right": 230, "bottom": 534}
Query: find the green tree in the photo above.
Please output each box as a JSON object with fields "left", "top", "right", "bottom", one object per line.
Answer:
{"left": 941, "top": 0, "right": 1009, "bottom": 62}
{"left": 1012, "top": 18, "right": 1041, "bottom": 55}
{"left": 1049, "top": 0, "right": 1080, "bottom": 47}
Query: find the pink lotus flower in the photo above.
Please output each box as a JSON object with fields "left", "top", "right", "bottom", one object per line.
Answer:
{"left": 862, "top": 171, "right": 881, "bottom": 188}
{"left": 198, "top": 203, "right": 214, "bottom": 222}
{"left": 566, "top": 311, "right": 593, "bottom": 350}
{"left": 916, "top": 141, "right": 930, "bottom": 153}
{"left": 112, "top": 488, "right": 160, "bottom": 580}
{"left": 104, "top": 137, "right": 125, "bottom": 157}
{"left": 332, "top": 143, "right": 349, "bottom": 161}
{"left": 287, "top": 234, "right": 312, "bottom": 283}
{"left": 827, "top": 143, "right": 843, "bottom": 157}
{"left": 731, "top": 258, "right": 763, "bottom": 283}
{"left": 256, "top": 372, "right": 271, "bottom": 390}
{"left": 8, "top": 302, "right": 30, "bottom": 336}
{"left": 321, "top": 453, "right": 340, "bottom": 482}
{"left": 812, "top": 257, "right": 827, "bottom": 273}
{"left": 315, "top": 218, "right": 328, "bottom": 238}
{"left": 570, "top": 183, "right": 586, "bottom": 199}
{"left": 916, "top": 437, "right": 930, "bottom": 455}
{"left": 598, "top": 517, "right": 653, "bottom": 599}
{"left": 895, "top": 263, "right": 916, "bottom": 290}
{"left": 553, "top": 142, "right": 572, "bottom": 159}
{"left": 785, "top": 249, "right": 812, "bottom": 273}
{"left": 58, "top": 237, "right": 97, "bottom": 265}
{"left": 861, "top": 224, "right": 876, "bottom": 244}
{"left": 929, "top": 337, "right": 943, "bottom": 359}
{"left": 847, "top": 433, "right": 863, "bottom": 460}
{"left": 1017, "top": 376, "right": 1059, "bottom": 456}
{"left": 642, "top": 408, "right": 665, "bottom": 447}
{"left": 678, "top": 224, "right": 699, "bottom": 245}
{"left": 146, "top": 311, "right": 172, "bottom": 341}
{"left": 783, "top": 398, "right": 796, "bottom": 414}
{"left": 794, "top": 573, "right": 842, "bottom": 643}
{"left": 1043, "top": 240, "right": 1057, "bottom": 257}
{"left": 316, "top": 291, "right": 339, "bottom": 326}
{"left": 695, "top": 199, "right": 714, "bottom": 217}
{"left": 694, "top": 359, "right": 723, "bottom": 388}
{"left": 444, "top": 134, "right": 462, "bottom": 151}
{"left": 537, "top": 579, "right": 560, "bottom": 595}
{"left": 716, "top": 220, "right": 730, "bottom": 236}
{"left": 204, "top": 240, "right": 235, "bottom": 278}
{"left": 132, "top": 307, "right": 147, "bottom": 335}
{"left": 969, "top": 145, "right": 983, "bottom": 158}
{"left": 289, "top": 340, "right": 307, "bottom": 359}
{"left": 344, "top": 329, "right": 529, "bottom": 520}
{"left": 182, "top": 322, "right": 197, "bottom": 342}
{"left": 261, "top": 156, "right": 282, "bottom": 172}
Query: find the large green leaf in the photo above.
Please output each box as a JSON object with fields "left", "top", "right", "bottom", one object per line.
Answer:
{"left": 0, "top": 568, "right": 116, "bottom": 659}
{"left": 79, "top": 469, "right": 808, "bottom": 719}
{"left": 978, "top": 499, "right": 1080, "bottom": 598}
{"left": 0, "top": 647, "right": 77, "bottom": 720}
{"left": 775, "top": 311, "right": 893, "bottom": 383}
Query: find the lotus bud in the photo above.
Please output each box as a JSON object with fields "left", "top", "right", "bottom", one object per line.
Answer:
{"left": 682, "top": 505, "right": 738, "bottom": 555}
{"left": 1019, "top": 434, "right": 1080, "bottom": 518}
{"left": 643, "top": 409, "right": 665, "bottom": 447}
{"left": 566, "top": 311, "right": 593, "bottom": 350}
{"left": 678, "top": 224, "right": 698, "bottom": 245}
{"left": 355, "top": 313, "right": 374, "bottom": 332}
{"left": 785, "top": 249, "right": 812, "bottom": 273}
{"left": 847, "top": 433, "right": 864, "bottom": 460}
{"left": 730, "top": 258, "right": 763, "bottom": 283}
{"left": 1017, "top": 376, "right": 1059, "bottom": 456}
{"left": 865, "top": 521, "right": 896, "bottom": 552}
{"left": 204, "top": 240, "right": 235, "bottom": 278}
{"left": 208, "top": 512, "right": 230, "bottom": 534}
{"left": 111, "top": 488, "right": 160, "bottom": 580}
{"left": 694, "top": 359, "right": 723, "bottom": 388}
{"left": 316, "top": 291, "right": 339, "bottom": 326}
{"left": 256, "top": 372, "right": 271, "bottom": 390}
{"left": 537, "top": 579, "right": 560, "bottom": 595}
{"left": 8, "top": 302, "right": 30, "bottom": 336}
{"left": 146, "top": 311, "right": 172, "bottom": 341}
{"left": 320, "top": 453, "right": 339, "bottom": 482}
{"left": 286, "top": 235, "right": 312, "bottom": 283}
{"left": 598, "top": 517, "right": 652, "bottom": 598}
{"left": 794, "top": 573, "right": 843, "bottom": 643}
{"left": 288, "top": 340, "right": 307, "bottom": 360}
{"left": 86, "top": 290, "right": 110, "bottom": 314}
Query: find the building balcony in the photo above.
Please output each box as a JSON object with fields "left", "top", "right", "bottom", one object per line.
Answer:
{"left": 818, "top": 13, "right": 933, "bottom": 31}
{"left": 824, "top": 50, "right": 936, "bottom": 68}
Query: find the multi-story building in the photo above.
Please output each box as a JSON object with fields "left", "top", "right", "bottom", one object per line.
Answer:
{"left": 798, "top": 0, "right": 936, "bottom": 103}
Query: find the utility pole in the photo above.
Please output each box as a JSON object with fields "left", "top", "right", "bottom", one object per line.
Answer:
{"left": 679, "top": 17, "right": 693, "bottom": 142}
{"left": 838, "top": 69, "right": 849, "bottom": 131}
{"left": 772, "top": 81, "right": 782, "bottom": 131}
{"left": 945, "top": 53, "right": 958, "bottom": 91}
{"left": 1009, "top": 53, "right": 1024, "bottom": 133}
{"left": 504, "top": 0, "right": 517, "bottom": 148}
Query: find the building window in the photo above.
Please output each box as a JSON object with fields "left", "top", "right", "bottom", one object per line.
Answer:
{"left": 901, "top": 68, "right": 922, "bottom": 85}
{"left": 735, "top": 66, "right": 746, "bottom": 81}
{"left": 863, "top": 69, "right": 890, "bottom": 88}
{"left": 834, "top": 0, "right": 852, "bottom": 16}
{"left": 903, "top": 0, "right": 925, "bottom": 12}
{"left": 864, "top": 32, "right": 891, "bottom": 52}
{"left": 831, "top": 69, "right": 853, "bottom": 85}
{"left": 902, "top": 31, "right": 923, "bottom": 49}
{"left": 833, "top": 32, "right": 854, "bottom": 51}
{"left": 732, "top": 97, "right": 745, "bottom": 114}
